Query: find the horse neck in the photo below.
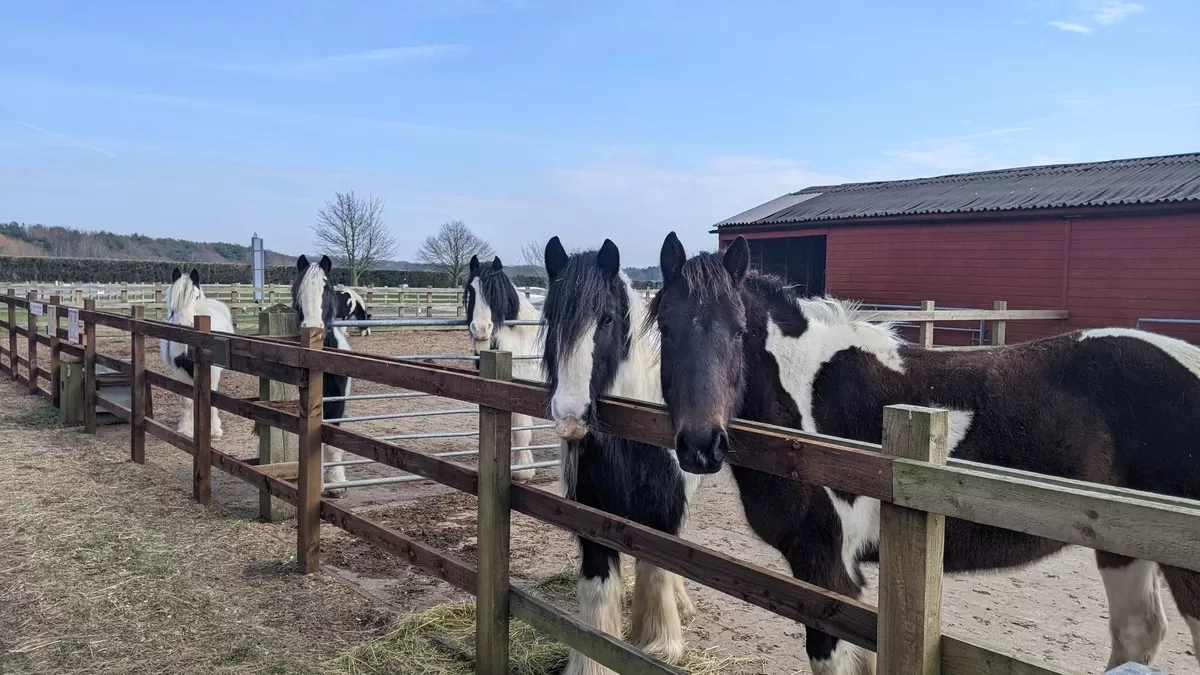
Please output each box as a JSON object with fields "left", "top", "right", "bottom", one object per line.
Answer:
{"left": 494, "top": 283, "right": 541, "bottom": 352}
{"left": 608, "top": 283, "right": 661, "bottom": 403}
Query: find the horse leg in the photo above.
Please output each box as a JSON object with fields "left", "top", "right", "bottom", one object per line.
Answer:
{"left": 1096, "top": 552, "right": 1168, "bottom": 668}
{"left": 629, "top": 560, "right": 686, "bottom": 663}
{"left": 564, "top": 540, "right": 623, "bottom": 675}
{"left": 510, "top": 412, "right": 536, "bottom": 483}
{"left": 788, "top": 512, "right": 874, "bottom": 674}
{"left": 209, "top": 366, "right": 224, "bottom": 440}
{"left": 322, "top": 443, "right": 347, "bottom": 498}
{"left": 1160, "top": 564, "right": 1200, "bottom": 668}
{"left": 176, "top": 385, "right": 195, "bottom": 438}
{"left": 672, "top": 471, "right": 703, "bottom": 620}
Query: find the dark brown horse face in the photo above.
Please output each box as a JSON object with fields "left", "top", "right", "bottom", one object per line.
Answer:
{"left": 651, "top": 233, "right": 750, "bottom": 474}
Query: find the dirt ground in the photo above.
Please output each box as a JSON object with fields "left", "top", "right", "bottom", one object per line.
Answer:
{"left": 2, "top": 328, "right": 1196, "bottom": 674}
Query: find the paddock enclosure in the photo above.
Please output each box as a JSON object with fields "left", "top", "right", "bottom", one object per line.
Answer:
{"left": 3, "top": 288, "right": 1199, "bottom": 675}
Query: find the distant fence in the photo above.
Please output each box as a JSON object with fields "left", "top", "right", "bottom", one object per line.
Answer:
{"left": 3, "top": 289, "right": 1196, "bottom": 675}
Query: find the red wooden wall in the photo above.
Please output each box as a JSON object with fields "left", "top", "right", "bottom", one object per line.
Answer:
{"left": 719, "top": 211, "right": 1200, "bottom": 344}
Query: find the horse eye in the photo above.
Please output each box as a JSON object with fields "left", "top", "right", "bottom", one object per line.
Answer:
{"left": 734, "top": 325, "right": 747, "bottom": 339}
{"left": 599, "top": 315, "right": 613, "bottom": 327}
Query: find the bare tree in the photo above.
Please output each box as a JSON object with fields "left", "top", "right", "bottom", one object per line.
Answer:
{"left": 519, "top": 239, "right": 546, "bottom": 284}
{"left": 417, "top": 221, "right": 495, "bottom": 285}
{"left": 311, "top": 191, "right": 397, "bottom": 286}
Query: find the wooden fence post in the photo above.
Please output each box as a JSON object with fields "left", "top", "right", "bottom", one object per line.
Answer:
{"left": 7, "top": 289, "right": 16, "bottom": 381}
{"left": 26, "top": 290, "right": 38, "bottom": 393}
{"left": 297, "top": 326, "right": 325, "bottom": 573}
{"left": 258, "top": 309, "right": 300, "bottom": 521}
{"left": 154, "top": 289, "right": 164, "bottom": 321}
{"left": 130, "top": 306, "right": 147, "bottom": 464}
{"left": 990, "top": 301, "right": 1007, "bottom": 347}
{"left": 918, "top": 300, "right": 935, "bottom": 349}
{"left": 192, "top": 315, "right": 213, "bottom": 505}
{"left": 72, "top": 289, "right": 83, "bottom": 306}
{"left": 476, "top": 349, "right": 514, "bottom": 674}
{"left": 425, "top": 291, "right": 434, "bottom": 318}
{"left": 878, "top": 404, "right": 949, "bottom": 675}
{"left": 49, "top": 295, "right": 62, "bottom": 406}
{"left": 83, "top": 299, "right": 97, "bottom": 434}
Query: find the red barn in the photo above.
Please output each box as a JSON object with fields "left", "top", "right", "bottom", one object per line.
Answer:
{"left": 713, "top": 152, "right": 1200, "bottom": 345}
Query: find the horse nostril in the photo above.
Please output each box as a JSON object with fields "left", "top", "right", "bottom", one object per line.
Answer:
{"left": 711, "top": 429, "right": 730, "bottom": 462}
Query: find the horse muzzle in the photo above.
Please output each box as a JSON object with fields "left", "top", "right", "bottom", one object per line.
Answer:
{"left": 555, "top": 416, "right": 588, "bottom": 441}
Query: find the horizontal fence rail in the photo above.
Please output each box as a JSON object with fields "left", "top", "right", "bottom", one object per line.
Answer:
{"left": 3, "top": 289, "right": 1196, "bottom": 675}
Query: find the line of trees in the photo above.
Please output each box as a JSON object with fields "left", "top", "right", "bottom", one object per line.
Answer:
{"left": 311, "top": 193, "right": 499, "bottom": 286}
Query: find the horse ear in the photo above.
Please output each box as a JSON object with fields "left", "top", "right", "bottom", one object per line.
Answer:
{"left": 469, "top": 255, "right": 480, "bottom": 277}
{"left": 491, "top": 256, "right": 503, "bottom": 271}
{"left": 544, "top": 236, "right": 567, "bottom": 283}
{"left": 319, "top": 255, "right": 333, "bottom": 274}
{"left": 723, "top": 236, "right": 750, "bottom": 286}
{"left": 297, "top": 255, "right": 309, "bottom": 272}
{"left": 598, "top": 239, "right": 620, "bottom": 279}
{"left": 660, "top": 232, "right": 686, "bottom": 285}
{"left": 171, "top": 267, "right": 182, "bottom": 282}
{"left": 189, "top": 269, "right": 201, "bottom": 285}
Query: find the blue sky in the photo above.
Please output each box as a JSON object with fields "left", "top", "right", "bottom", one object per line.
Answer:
{"left": 2, "top": 0, "right": 1197, "bottom": 265}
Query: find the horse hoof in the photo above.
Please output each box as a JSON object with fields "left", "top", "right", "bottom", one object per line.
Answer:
{"left": 634, "top": 636, "right": 687, "bottom": 665}
{"left": 676, "top": 591, "right": 697, "bottom": 621}
{"left": 322, "top": 488, "right": 348, "bottom": 499}
{"left": 563, "top": 653, "right": 619, "bottom": 675}
{"left": 512, "top": 469, "right": 537, "bottom": 483}
{"left": 211, "top": 428, "right": 224, "bottom": 440}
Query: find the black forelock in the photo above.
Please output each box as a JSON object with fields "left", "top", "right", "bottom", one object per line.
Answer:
{"left": 648, "top": 251, "right": 792, "bottom": 326}
{"left": 479, "top": 265, "right": 520, "bottom": 321}
{"left": 540, "top": 249, "right": 632, "bottom": 384}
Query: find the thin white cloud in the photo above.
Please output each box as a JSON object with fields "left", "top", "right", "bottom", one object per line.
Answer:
{"left": 1170, "top": 101, "right": 1200, "bottom": 109}
{"left": 126, "top": 91, "right": 514, "bottom": 141}
{"left": 1046, "top": 1, "right": 1145, "bottom": 34}
{"left": 879, "top": 127, "right": 1041, "bottom": 175}
{"left": 1047, "top": 20, "right": 1093, "bottom": 33}
{"left": 228, "top": 45, "right": 469, "bottom": 77}
{"left": 1086, "top": 0, "right": 1145, "bottom": 25}
{"left": 15, "top": 121, "right": 116, "bottom": 158}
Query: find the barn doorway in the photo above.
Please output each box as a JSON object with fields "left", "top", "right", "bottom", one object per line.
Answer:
{"left": 745, "top": 235, "right": 826, "bottom": 296}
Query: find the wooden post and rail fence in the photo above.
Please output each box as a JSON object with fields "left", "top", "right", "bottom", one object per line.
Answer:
{"left": 0, "top": 289, "right": 1193, "bottom": 675}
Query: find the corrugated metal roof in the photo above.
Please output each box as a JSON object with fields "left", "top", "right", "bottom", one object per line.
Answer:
{"left": 716, "top": 152, "right": 1200, "bottom": 229}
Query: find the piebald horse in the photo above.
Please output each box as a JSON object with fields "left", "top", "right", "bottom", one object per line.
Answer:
{"left": 464, "top": 254, "right": 542, "bottom": 482}
{"left": 161, "top": 267, "right": 235, "bottom": 439}
{"left": 650, "top": 232, "right": 1200, "bottom": 674}
{"left": 541, "top": 237, "right": 702, "bottom": 675}
{"left": 292, "top": 254, "right": 354, "bottom": 496}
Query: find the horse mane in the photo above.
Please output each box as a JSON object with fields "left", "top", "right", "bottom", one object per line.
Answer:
{"left": 292, "top": 265, "right": 325, "bottom": 311}
{"left": 167, "top": 276, "right": 194, "bottom": 311}
{"left": 649, "top": 252, "right": 902, "bottom": 345}
{"left": 475, "top": 265, "right": 521, "bottom": 321}
{"left": 540, "top": 250, "right": 630, "bottom": 360}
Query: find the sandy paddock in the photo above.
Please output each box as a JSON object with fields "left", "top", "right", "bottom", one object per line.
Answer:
{"left": 0, "top": 327, "right": 1194, "bottom": 674}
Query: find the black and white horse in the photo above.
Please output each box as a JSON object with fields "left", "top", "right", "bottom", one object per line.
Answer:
{"left": 464, "top": 254, "right": 541, "bottom": 482}
{"left": 160, "top": 267, "right": 234, "bottom": 439}
{"left": 541, "top": 237, "right": 702, "bottom": 675}
{"left": 292, "top": 254, "right": 353, "bottom": 497}
{"left": 651, "top": 233, "right": 1200, "bottom": 674}
{"left": 335, "top": 287, "right": 372, "bottom": 337}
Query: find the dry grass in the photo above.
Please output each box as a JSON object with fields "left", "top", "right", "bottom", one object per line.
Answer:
{"left": 329, "top": 567, "right": 765, "bottom": 675}
{"left": 0, "top": 390, "right": 390, "bottom": 675}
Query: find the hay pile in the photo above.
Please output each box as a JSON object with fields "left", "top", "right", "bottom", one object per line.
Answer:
{"left": 327, "top": 569, "right": 765, "bottom": 675}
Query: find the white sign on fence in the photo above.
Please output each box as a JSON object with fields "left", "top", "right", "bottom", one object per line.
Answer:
{"left": 68, "top": 309, "right": 80, "bottom": 344}
{"left": 29, "top": 302, "right": 43, "bottom": 316}
{"left": 44, "top": 306, "right": 56, "bottom": 335}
